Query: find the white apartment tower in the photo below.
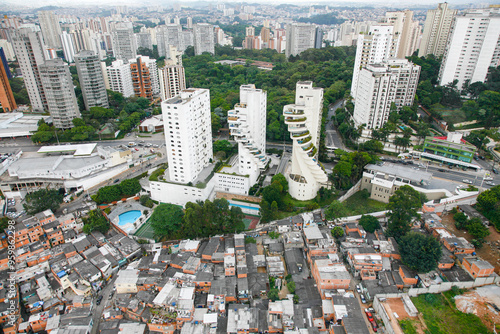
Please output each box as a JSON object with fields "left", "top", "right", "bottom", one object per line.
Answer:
{"left": 38, "top": 11, "right": 62, "bottom": 49}
{"left": 283, "top": 81, "right": 328, "bottom": 201}
{"left": 60, "top": 31, "right": 76, "bottom": 63}
{"left": 353, "top": 59, "right": 420, "bottom": 129}
{"left": 106, "top": 59, "right": 134, "bottom": 97}
{"left": 162, "top": 88, "right": 213, "bottom": 184}
{"left": 112, "top": 22, "right": 137, "bottom": 61}
{"left": 11, "top": 28, "right": 47, "bottom": 112}
{"left": 157, "top": 24, "right": 184, "bottom": 58}
{"left": 438, "top": 7, "right": 500, "bottom": 90}
{"left": 39, "top": 59, "right": 81, "bottom": 129}
{"left": 351, "top": 25, "right": 399, "bottom": 100}
{"left": 383, "top": 10, "right": 420, "bottom": 58}
{"left": 159, "top": 47, "right": 186, "bottom": 100}
{"left": 193, "top": 23, "right": 215, "bottom": 55}
{"left": 75, "top": 51, "right": 109, "bottom": 111}
{"left": 227, "top": 84, "right": 268, "bottom": 185}
{"left": 419, "top": 3, "right": 458, "bottom": 58}
{"left": 285, "top": 23, "right": 317, "bottom": 58}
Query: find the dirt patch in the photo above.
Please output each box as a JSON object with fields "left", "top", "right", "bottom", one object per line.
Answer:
{"left": 454, "top": 287, "right": 500, "bottom": 332}
{"left": 441, "top": 213, "right": 500, "bottom": 274}
{"left": 383, "top": 298, "right": 413, "bottom": 319}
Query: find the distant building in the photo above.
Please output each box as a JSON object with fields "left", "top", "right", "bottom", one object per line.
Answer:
{"left": 193, "top": 23, "right": 214, "bottom": 55}
{"left": 157, "top": 24, "right": 184, "bottom": 58}
{"left": 438, "top": 7, "right": 500, "bottom": 90}
{"left": 419, "top": 3, "right": 458, "bottom": 58}
{"left": 352, "top": 59, "right": 420, "bottom": 129}
{"left": 75, "top": 50, "right": 109, "bottom": 111}
{"left": 0, "top": 51, "right": 17, "bottom": 112}
{"left": 285, "top": 23, "right": 318, "bottom": 57}
{"left": 112, "top": 22, "right": 137, "bottom": 61}
{"left": 39, "top": 59, "right": 80, "bottom": 129}
{"left": 383, "top": 10, "right": 420, "bottom": 58}
{"left": 422, "top": 132, "right": 478, "bottom": 169}
{"left": 59, "top": 31, "right": 76, "bottom": 63}
{"left": 38, "top": 11, "right": 62, "bottom": 48}
{"left": 159, "top": 47, "right": 185, "bottom": 100}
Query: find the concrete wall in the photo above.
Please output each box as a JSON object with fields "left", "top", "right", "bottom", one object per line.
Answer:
{"left": 338, "top": 179, "right": 362, "bottom": 203}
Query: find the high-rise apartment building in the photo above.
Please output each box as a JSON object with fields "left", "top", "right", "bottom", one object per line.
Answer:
{"left": 353, "top": 59, "right": 420, "bottom": 129}
{"left": 193, "top": 23, "right": 215, "bottom": 55}
{"left": 283, "top": 81, "right": 328, "bottom": 200}
{"left": 112, "top": 22, "right": 137, "bottom": 61}
{"left": 162, "top": 88, "right": 213, "bottom": 184}
{"left": 135, "top": 30, "right": 153, "bottom": 50}
{"left": 419, "top": 3, "right": 458, "bottom": 58}
{"left": 39, "top": 59, "right": 80, "bottom": 129}
{"left": 383, "top": 10, "right": 420, "bottom": 58}
{"left": 38, "top": 11, "right": 62, "bottom": 48}
{"left": 157, "top": 24, "right": 184, "bottom": 58}
{"left": 60, "top": 31, "right": 76, "bottom": 63}
{"left": 106, "top": 59, "right": 134, "bottom": 97}
{"left": 0, "top": 52, "right": 16, "bottom": 112}
{"left": 350, "top": 25, "right": 399, "bottom": 100}
{"left": 11, "top": 28, "right": 47, "bottom": 111}
{"left": 159, "top": 47, "right": 185, "bottom": 100}
{"left": 75, "top": 51, "right": 109, "bottom": 111}
{"left": 439, "top": 7, "right": 500, "bottom": 90}
{"left": 285, "top": 23, "right": 318, "bottom": 57}
{"left": 227, "top": 84, "right": 268, "bottom": 186}
{"left": 130, "top": 56, "right": 159, "bottom": 101}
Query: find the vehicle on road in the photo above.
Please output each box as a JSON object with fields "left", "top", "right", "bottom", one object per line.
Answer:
{"left": 484, "top": 176, "right": 493, "bottom": 180}
{"left": 113, "top": 179, "right": 120, "bottom": 183}
{"left": 463, "top": 179, "right": 472, "bottom": 184}
{"left": 356, "top": 285, "right": 361, "bottom": 293}
{"left": 364, "top": 309, "right": 374, "bottom": 322}
{"left": 493, "top": 168, "right": 499, "bottom": 174}
{"left": 438, "top": 169, "right": 446, "bottom": 172}
{"left": 361, "top": 295, "right": 366, "bottom": 304}
{"left": 96, "top": 295, "right": 103, "bottom": 305}
{"left": 370, "top": 320, "right": 378, "bottom": 332}
{"left": 486, "top": 181, "right": 495, "bottom": 186}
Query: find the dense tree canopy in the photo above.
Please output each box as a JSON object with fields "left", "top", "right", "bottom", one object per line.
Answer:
{"left": 476, "top": 185, "right": 500, "bottom": 230}
{"left": 150, "top": 204, "right": 184, "bottom": 240}
{"left": 358, "top": 215, "right": 381, "bottom": 233}
{"left": 92, "top": 179, "right": 142, "bottom": 204}
{"left": 324, "top": 200, "right": 348, "bottom": 222}
{"left": 399, "top": 232, "right": 442, "bottom": 273}
{"left": 82, "top": 209, "right": 111, "bottom": 234}
{"left": 386, "top": 186, "right": 423, "bottom": 241}
{"left": 23, "top": 189, "right": 64, "bottom": 215}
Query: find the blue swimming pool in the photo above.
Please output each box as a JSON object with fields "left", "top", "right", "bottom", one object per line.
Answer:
{"left": 117, "top": 210, "right": 141, "bottom": 226}
{"left": 230, "top": 203, "right": 259, "bottom": 211}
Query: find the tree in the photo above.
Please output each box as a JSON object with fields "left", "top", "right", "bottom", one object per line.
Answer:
{"left": 287, "top": 281, "right": 296, "bottom": 294}
{"left": 331, "top": 226, "right": 344, "bottom": 239}
{"left": 358, "top": 215, "right": 380, "bottom": 233}
{"left": 399, "top": 232, "right": 442, "bottom": 273}
{"left": 267, "top": 288, "right": 279, "bottom": 301}
{"left": 23, "top": 189, "right": 64, "bottom": 215}
{"left": 324, "top": 200, "right": 348, "bottom": 222}
{"left": 139, "top": 195, "right": 154, "bottom": 208}
{"left": 119, "top": 179, "right": 142, "bottom": 197}
{"left": 82, "top": 209, "right": 110, "bottom": 234}
{"left": 467, "top": 218, "right": 490, "bottom": 240}
{"left": 453, "top": 212, "right": 469, "bottom": 230}
{"left": 150, "top": 204, "right": 183, "bottom": 240}
{"left": 213, "top": 140, "right": 233, "bottom": 155}
{"left": 268, "top": 231, "right": 280, "bottom": 239}
{"left": 386, "top": 186, "right": 422, "bottom": 241}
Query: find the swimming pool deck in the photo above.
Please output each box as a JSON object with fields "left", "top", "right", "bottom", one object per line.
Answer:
{"left": 107, "top": 202, "right": 150, "bottom": 234}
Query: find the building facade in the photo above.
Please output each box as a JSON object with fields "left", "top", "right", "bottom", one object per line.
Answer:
{"left": 350, "top": 25, "right": 399, "bottom": 100}
{"left": 383, "top": 10, "right": 420, "bottom": 58}
{"left": 60, "top": 31, "right": 76, "bottom": 63}
{"left": 226, "top": 84, "right": 268, "bottom": 192}
{"left": 438, "top": 7, "right": 500, "bottom": 90}
{"left": 156, "top": 24, "right": 184, "bottom": 58}
{"left": 162, "top": 88, "right": 213, "bottom": 184}
{"left": 11, "top": 28, "right": 47, "bottom": 112}
{"left": 112, "top": 22, "right": 137, "bottom": 61}
{"left": 284, "top": 81, "right": 328, "bottom": 200}
{"left": 159, "top": 46, "right": 185, "bottom": 101}
{"left": 38, "top": 11, "right": 62, "bottom": 49}
{"left": 353, "top": 59, "right": 420, "bottom": 129}
{"left": 75, "top": 51, "right": 109, "bottom": 111}
{"left": 419, "top": 3, "right": 458, "bottom": 58}
{"left": 39, "top": 59, "right": 80, "bottom": 129}
{"left": 0, "top": 53, "right": 17, "bottom": 111}
{"left": 285, "top": 23, "right": 318, "bottom": 58}
{"left": 422, "top": 132, "right": 477, "bottom": 167}
{"left": 130, "top": 56, "right": 159, "bottom": 101}
{"left": 105, "top": 59, "right": 134, "bottom": 97}
{"left": 193, "top": 23, "right": 214, "bottom": 55}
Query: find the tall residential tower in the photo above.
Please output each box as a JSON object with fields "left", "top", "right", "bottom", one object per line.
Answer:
{"left": 284, "top": 81, "right": 327, "bottom": 200}
{"left": 193, "top": 23, "right": 214, "bottom": 55}
{"left": 419, "top": 3, "right": 458, "bottom": 58}
{"left": 75, "top": 51, "right": 109, "bottom": 110}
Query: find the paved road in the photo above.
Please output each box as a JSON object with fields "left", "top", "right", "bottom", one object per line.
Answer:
{"left": 90, "top": 275, "right": 117, "bottom": 334}
{"left": 325, "top": 99, "right": 346, "bottom": 150}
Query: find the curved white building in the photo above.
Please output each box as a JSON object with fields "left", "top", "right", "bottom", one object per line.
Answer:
{"left": 284, "top": 81, "right": 328, "bottom": 200}
{"left": 228, "top": 84, "right": 268, "bottom": 187}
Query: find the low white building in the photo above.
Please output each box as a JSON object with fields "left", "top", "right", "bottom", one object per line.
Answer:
{"left": 97, "top": 146, "right": 132, "bottom": 166}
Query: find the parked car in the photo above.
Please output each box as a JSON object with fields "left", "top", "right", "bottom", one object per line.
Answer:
{"left": 493, "top": 168, "right": 499, "bottom": 174}
{"left": 364, "top": 309, "right": 374, "bottom": 322}
{"left": 96, "top": 295, "right": 103, "bottom": 305}
{"left": 463, "top": 179, "right": 472, "bottom": 184}
{"left": 356, "top": 285, "right": 361, "bottom": 294}
{"left": 486, "top": 181, "right": 495, "bottom": 186}
{"left": 361, "top": 295, "right": 366, "bottom": 304}
{"left": 370, "top": 320, "right": 378, "bottom": 332}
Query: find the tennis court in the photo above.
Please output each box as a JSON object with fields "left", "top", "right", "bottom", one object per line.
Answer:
{"left": 134, "top": 218, "right": 155, "bottom": 240}
{"left": 244, "top": 215, "right": 260, "bottom": 230}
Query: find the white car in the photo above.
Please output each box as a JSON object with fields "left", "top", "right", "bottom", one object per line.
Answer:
{"left": 463, "top": 179, "right": 472, "bottom": 184}
{"left": 484, "top": 176, "right": 493, "bottom": 181}
{"left": 485, "top": 181, "right": 495, "bottom": 186}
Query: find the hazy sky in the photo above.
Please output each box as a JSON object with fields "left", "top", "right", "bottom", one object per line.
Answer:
{"left": 2, "top": 0, "right": 486, "bottom": 7}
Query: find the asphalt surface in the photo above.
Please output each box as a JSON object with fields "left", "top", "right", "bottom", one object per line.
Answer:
{"left": 91, "top": 275, "right": 117, "bottom": 334}
{"left": 325, "top": 99, "right": 346, "bottom": 151}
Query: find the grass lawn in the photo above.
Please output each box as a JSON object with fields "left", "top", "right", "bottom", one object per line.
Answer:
{"left": 283, "top": 193, "right": 338, "bottom": 208}
{"left": 409, "top": 293, "right": 492, "bottom": 334}
{"left": 342, "top": 191, "right": 387, "bottom": 216}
